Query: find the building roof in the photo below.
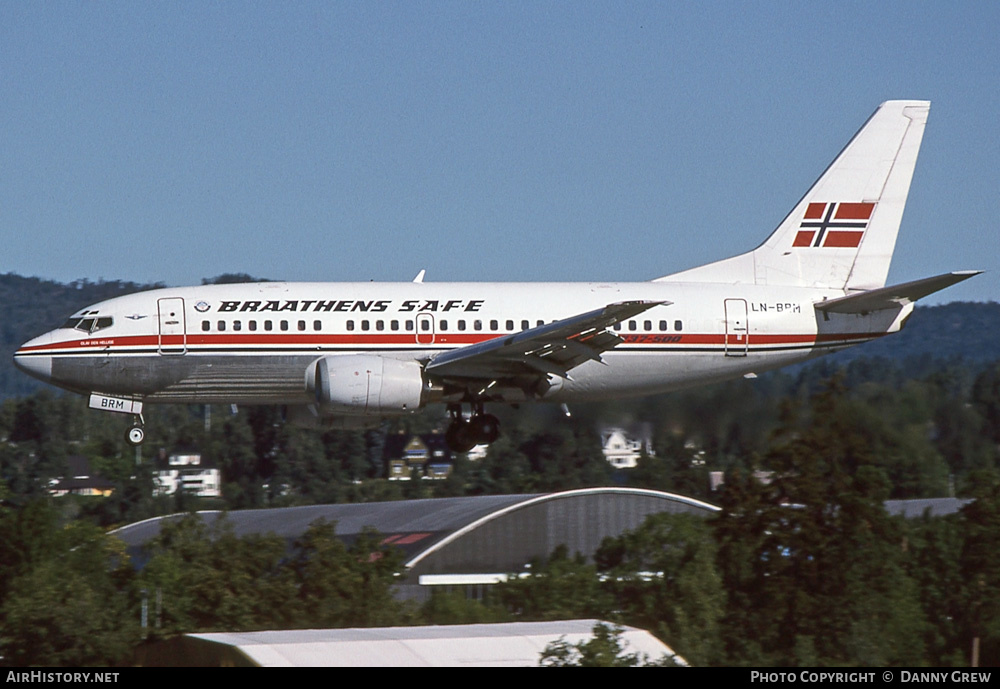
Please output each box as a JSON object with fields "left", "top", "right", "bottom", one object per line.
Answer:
{"left": 113, "top": 492, "right": 969, "bottom": 579}
{"left": 111, "top": 489, "right": 720, "bottom": 570}
{"left": 139, "top": 620, "right": 680, "bottom": 667}
{"left": 884, "top": 497, "right": 973, "bottom": 518}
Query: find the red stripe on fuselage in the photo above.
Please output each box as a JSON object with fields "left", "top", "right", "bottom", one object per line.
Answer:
{"left": 17, "top": 330, "right": 882, "bottom": 355}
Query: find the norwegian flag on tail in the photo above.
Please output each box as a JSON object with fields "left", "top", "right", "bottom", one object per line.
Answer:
{"left": 792, "top": 202, "right": 875, "bottom": 248}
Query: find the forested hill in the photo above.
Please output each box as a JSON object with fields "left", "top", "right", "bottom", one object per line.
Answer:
{"left": 0, "top": 272, "right": 997, "bottom": 398}
{"left": 823, "top": 301, "right": 1000, "bottom": 365}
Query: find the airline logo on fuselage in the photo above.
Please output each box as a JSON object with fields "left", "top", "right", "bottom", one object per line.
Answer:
{"left": 216, "top": 299, "right": 485, "bottom": 313}
{"left": 793, "top": 202, "right": 875, "bottom": 248}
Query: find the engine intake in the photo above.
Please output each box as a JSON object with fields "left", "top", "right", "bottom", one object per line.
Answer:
{"left": 309, "top": 355, "right": 424, "bottom": 416}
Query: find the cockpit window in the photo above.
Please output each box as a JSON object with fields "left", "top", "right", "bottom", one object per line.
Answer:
{"left": 60, "top": 316, "right": 114, "bottom": 334}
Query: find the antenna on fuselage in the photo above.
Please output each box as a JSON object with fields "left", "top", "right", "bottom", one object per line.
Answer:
{"left": 413, "top": 269, "right": 426, "bottom": 283}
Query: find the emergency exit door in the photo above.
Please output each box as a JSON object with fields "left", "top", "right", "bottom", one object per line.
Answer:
{"left": 724, "top": 299, "right": 748, "bottom": 357}
{"left": 158, "top": 297, "right": 187, "bottom": 355}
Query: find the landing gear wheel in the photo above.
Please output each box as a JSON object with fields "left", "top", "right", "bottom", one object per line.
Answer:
{"left": 126, "top": 425, "right": 145, "bottom": 446}
{"left": 469, "top": 414, "right": 501, "bottom": 445}
{"left": 445, "top": 420, "right": 477, "bottom": 454}
{"left": 445, "top": 402, "right": 501, "bottom": 452}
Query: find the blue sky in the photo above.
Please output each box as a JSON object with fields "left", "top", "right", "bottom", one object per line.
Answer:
{"left": 2, "top": 2, "right": 997, "bottom": 303}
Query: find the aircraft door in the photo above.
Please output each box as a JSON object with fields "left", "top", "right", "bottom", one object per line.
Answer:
{"left": 158, "top": 297, "right": 187, "bottom": 355}
{"left": 416, "top": 314, "right": 435, "bottom": 345}
{"left": 724, "top": 299, "right": 748, "bottom": 357}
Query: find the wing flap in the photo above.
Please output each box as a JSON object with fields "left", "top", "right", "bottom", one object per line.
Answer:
{"left": 425, "top": 300, "right": 667, "bottom": 381}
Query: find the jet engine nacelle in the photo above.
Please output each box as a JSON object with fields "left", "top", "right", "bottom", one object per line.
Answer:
{"left": 308, "top": 354, "right": 424, "bottom": 416}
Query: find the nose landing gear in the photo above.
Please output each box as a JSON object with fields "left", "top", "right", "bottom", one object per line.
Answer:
{"left": 125, "top": 415, "right": 145, "bottom": 446}
{"left": 445, "top": 403, "right": 500, "bottom": 453}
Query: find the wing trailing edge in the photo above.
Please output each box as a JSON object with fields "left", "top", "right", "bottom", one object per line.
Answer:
{"left": 425, "top": 300, "right": 668, "bottom": 381}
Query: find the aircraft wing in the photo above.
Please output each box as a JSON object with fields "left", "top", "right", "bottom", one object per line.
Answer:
{"left": 425, "top": 300, "right": 667, "bottom": 382}
{"left": 814, "top": 271, "right": 981, "bottom": 314}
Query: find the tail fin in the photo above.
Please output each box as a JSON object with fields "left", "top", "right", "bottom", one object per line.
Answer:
{"left": 658, "top": 100, "right": 930, "bottom": 290}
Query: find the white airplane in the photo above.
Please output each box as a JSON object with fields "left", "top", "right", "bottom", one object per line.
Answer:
{"left": 14, "top": 101, "right": 979, "bottom": 452}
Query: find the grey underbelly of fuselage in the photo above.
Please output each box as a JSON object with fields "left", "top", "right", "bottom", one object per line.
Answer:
{"left": 49, "top": 344, "right": 826, "bottom": 406}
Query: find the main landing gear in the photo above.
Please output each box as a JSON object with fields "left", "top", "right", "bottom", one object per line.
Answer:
{"left": 125, "top": 415, "right": 145, "bottom": 446}
{"left": 445, "top": 403, "right": 500, "bottom": 453}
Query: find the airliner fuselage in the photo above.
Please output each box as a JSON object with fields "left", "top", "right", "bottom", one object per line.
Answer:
{"left": 14, "top": 280, "right": 899, "bottom": 406}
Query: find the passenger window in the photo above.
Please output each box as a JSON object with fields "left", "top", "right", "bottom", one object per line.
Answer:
{"left": 474, "top": 320, "right": 483, "bottom": 331}
{"left": 314, "top": 320, "right": 322, "bottom": 331}
{"left": 506, "top": 320, "right": 514, "bottom": 331}
{"left": 391, "top": 320, "right": 399, "bottom": 331}
{"left": 264, "top": 320, "right": 273, "bottom": 331}
{"left": 405, "top": 320, "right": 414, "bottom": 331}
{"left": 536, "top": 320, "right": 544, "bottom": 327}
{"left": 202, "top": 321, "right": 210, "bottom": 332}
{"left": 644, "top": 320, "right": 651, "bottom": 331}
{"left": 439, "top": 320, "right": 448, "bottom": 331}
{"left": 298, "top": 320, "right": 306, "bottom": 331}
{"left": 659, "top": 320, "right": 667, "bottom": 331}
{"left": 249, "top": 321, "right": 257, "bottom": 331}
{"left": 218, "top": 321, "right": 226, "bottom": 331}
{"left": 674, "top": 320, "right": 683, "bottom": 331}
{"left": 458, "top": 320, "right": 466, "bottom": 331}
{"left": 490, "top": 319, "right": 498, "bottom": 331}
{"left": 521, "top": 320, "right": 529, "bottom": 330}
{"left": 628, "top": 321, "right": 636, "bottom": 331}
{"left": 233, "top": 321, "right": 242, "bottom": 331}
{"left": 361, "top": 320, "right": 370, "bottom": 331}
{"left": 614, "top": 323, "right": 622, "bottom": 331}
{"left": 280, "top": 321, "right": 288, "bottom": 331}
{"left": 376, "top": 320, "right": 384, "bottom": 331}
{"left": 347, "top": 320, "right": 355, "bottom": 331}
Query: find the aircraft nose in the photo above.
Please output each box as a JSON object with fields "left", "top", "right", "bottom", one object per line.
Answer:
{"left": 13, "top": 333, "right": 54, "bottom": 383}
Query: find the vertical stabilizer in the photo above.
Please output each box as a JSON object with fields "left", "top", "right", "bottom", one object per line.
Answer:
{"left": 657, "top": 101, "right": 930, "bottom": 289}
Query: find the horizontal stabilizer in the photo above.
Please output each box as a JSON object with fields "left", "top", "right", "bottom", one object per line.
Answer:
{"left": 814, "top": 271, "right": 981, "bottom": 314}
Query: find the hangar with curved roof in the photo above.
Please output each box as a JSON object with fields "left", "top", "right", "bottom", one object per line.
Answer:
{"left": 113, "top": 487, "right": 719, "bottom": 599}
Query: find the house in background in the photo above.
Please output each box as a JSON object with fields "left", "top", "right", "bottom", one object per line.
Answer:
{"left": 385, "top": 432, "right": 453, "bottom": 480}
{"left": 153, "top": 451, "right": 221, "bottom": 498}
{"left": 709, "top": 470, "right": 775, "bottom": 492}
{"left": 599, "top": 425, "right": 655, "bottom": 470}
{"left": 48, "top": 455, "right": 115, "bottom": 497}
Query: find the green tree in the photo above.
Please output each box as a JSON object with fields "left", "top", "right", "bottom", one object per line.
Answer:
{"left": 288, "top": 520, "right": 408, "bottom": 628}
{"left": 539, "top": 622, "right": 678, "bottom": 667}
{"left": 957, "top": 471, "right": 1000, "bottom": 666}
{"left": 0, "top": 514, "right": 139, "bottom": 666}
{"left": 140, "top": 513, "right": 295, "bottom": 634}
{"left": 497, "top": 545, "right": 612, "bottom": 621}
{"left": 900, "top": 507, "right": 975, "bottom": 666}
{"left": 713, "top": 380, "right": 928, "bottom": 665}
{"left": 419, "top": 590, "right": 508, "bottom": 625}
{"left": 595, "top": 513, "right": 724, "bottom": 666}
